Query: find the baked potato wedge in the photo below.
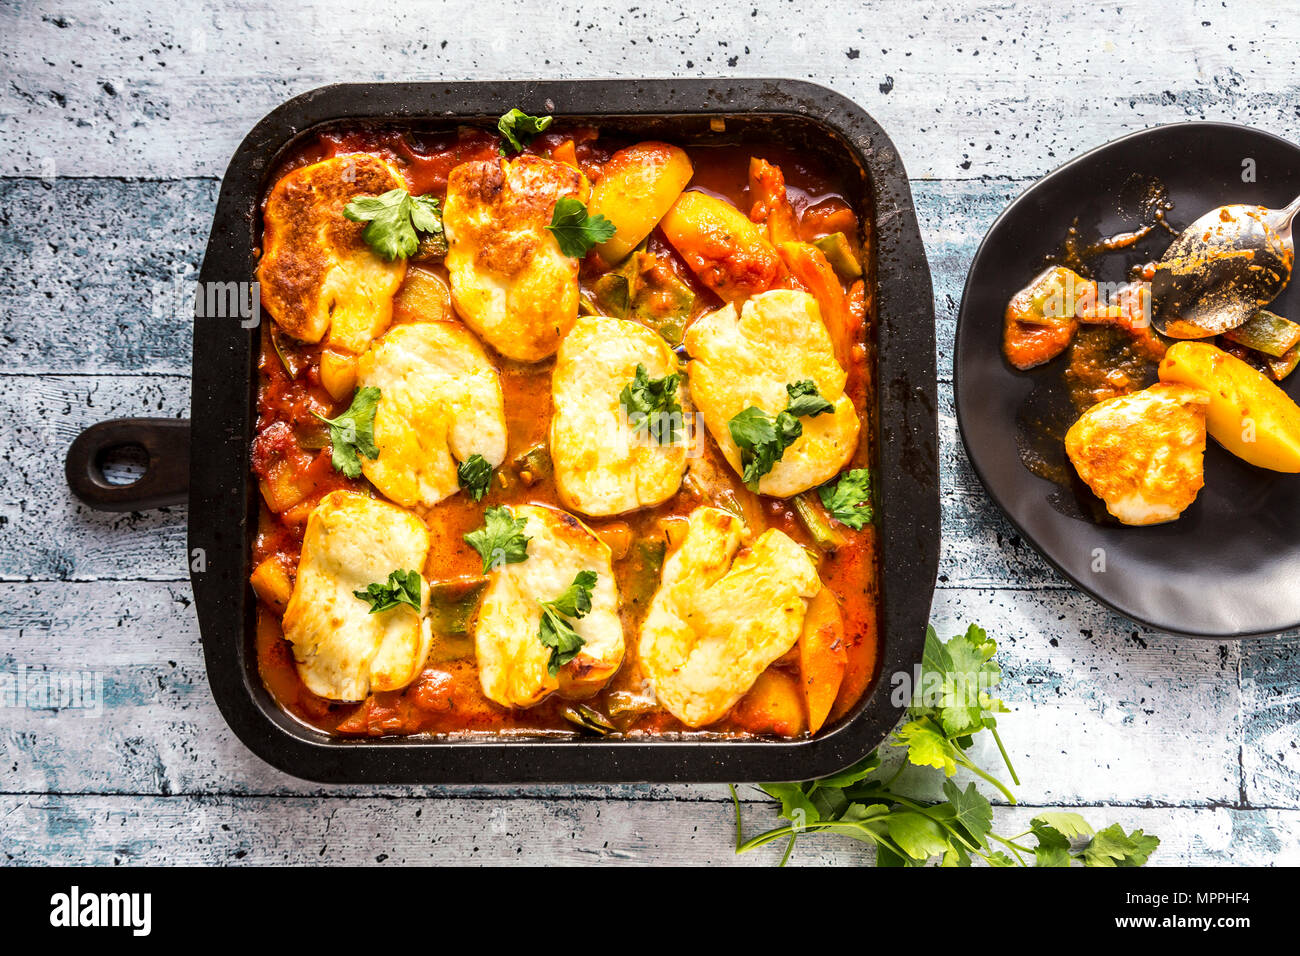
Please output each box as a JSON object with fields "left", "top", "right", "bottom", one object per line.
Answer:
{"left": 588, "top": 142, "right": 694, "bottom": 265}
{"left": 730, "top": 668, "right": 807, "bottom": 737}
{"left": 659, "top": 190, "right": 781, "bottom": 301}
{"left": 798, "top": 587, "right": 847, "bottom": 734}
{"left": 1158, "top": 341, "right": 1300, "bottom": 472}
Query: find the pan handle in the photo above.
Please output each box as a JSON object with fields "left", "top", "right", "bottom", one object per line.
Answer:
{"left": 65, "top": 418, "right": 191, "bottom": 511}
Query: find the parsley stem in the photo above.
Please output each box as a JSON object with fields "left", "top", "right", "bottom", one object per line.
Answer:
{"left": 953, "top": 747, "right": 1017, "bottom": 805}
{"left": 989, "top": 725, "right": 1021, "bottom": 786}
{"left": 986, "top": 831, "right": 1031, "bottom": 866}
{"left": 998, "top": 837, "right": 1037, "bottom": 854}
{"left": 736, "top": 819, "right": 890, "bottom": 854}
{"left": 735, "top": 824, "right": 801, "bottom": 852}
{"left": 878, "top": 760, "right": 908, "bottom": 790}
{"left": 852, "top": 788, "right": 987, "bottom": 855}
{"left": 728, "top": 784, "right": 744, "bottom": 851}
{"left": 779, "top": 835, "right": 796, "bottom": 867}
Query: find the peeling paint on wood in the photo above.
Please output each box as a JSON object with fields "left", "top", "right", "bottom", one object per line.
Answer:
{"left": 0, "top": 368, "right": 1071, "bottom": 591}
{"left": 3, "top": 1, "right": 1299, "bottom": 180}
{"left": 0, "top": 582, "right": 1266, "bottom": 807}
{"left": 0, "top": 376, "right": 190, "bottom": 582}
{"left": 3, "top": 797, "right": 1297, "bottom": 866}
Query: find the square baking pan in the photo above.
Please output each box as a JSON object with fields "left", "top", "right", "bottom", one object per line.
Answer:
{"left": 68, "top": 79, "right": 939, "bottom": 783}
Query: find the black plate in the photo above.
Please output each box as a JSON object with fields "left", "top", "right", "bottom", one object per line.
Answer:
{"left": 66, "top": 80, "right": 939, "bottom": 783}
{"left": 956, "top": 122, "right": 1300, "bottom": 638}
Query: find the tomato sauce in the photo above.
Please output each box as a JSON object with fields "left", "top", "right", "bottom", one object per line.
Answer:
{"left": 252, "top": 123, "right": 879, "bottom": 739}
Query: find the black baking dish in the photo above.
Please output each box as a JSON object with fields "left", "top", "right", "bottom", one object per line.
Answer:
{"left": 66, "top": 79, "right": 939, "bottom": 783}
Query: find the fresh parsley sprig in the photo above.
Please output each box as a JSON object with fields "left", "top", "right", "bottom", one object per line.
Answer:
{"left": 784, "top": 380, "right": 835, "bottom": 418}
{"left": 819, "top": 468, "right": 874, "bottom": 530}
{"left": 619, "top": 364, "right": 684, "bottom": 444}
{"left": 353, "top": 569, "right": 422, "bottom": 614}
{"left": 312, "top": 386, "right": 381, "bottom": 479}
{"left": 726, "top": 380, "right": 834, "bottom": 491}
{"left": 910, "top": 623, "right": 1012, "bottom": 752}
{"left": 457, "top": 454, "right": 494, "bottom": 502}
{"left": 497, "top": 108, "right": 553, "bottom": 154}
{"left": 464, "top": 506, "right": 531, "bottom": 574}
{"left": 343, "top": 189, "right": 444, "bottom": 261}
{"left": 731, "top": 623, "right": 1160, "bottom": 867}
{"left": 728, "top": 406, "right": 802, "bottom": 491}
{"left": 538, "top": 570, "right": 597, "bottom": 676}
{"left": 547, "top": 197, "right": 616, "bottom": 258}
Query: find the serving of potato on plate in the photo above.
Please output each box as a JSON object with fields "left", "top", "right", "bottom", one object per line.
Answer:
{"left": 1158, "top": 341, "right": 1300, "bottom": 473}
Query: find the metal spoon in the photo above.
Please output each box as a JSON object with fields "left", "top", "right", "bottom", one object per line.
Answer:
{"left": 1150, "top": 194, "right": 1300, "bottom": 338}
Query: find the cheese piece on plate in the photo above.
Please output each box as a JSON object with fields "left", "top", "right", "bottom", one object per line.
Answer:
{"left": 1065, "top": 382, "right": 1210, "bottom": 526}
{"left": 443, "top": 154, "right": 586, "bottom": 362}
{"left": 474, "top": 504, "right": 624, "bottom": 708}
{"left": 638, "top": 505, "right": 822, "bottom": 728}
{"left": 551, "top": 314, "right": 689, "bottom": 516}
{"left": 357, "top": 322, "right": 507, "bottom": 509}
{"left": 257, "top": 155, "right": 408, "bottom": 353}
{"left": 685, "top": 289, "right": 860, "bottom": 497}
{"left": 282, "top": 490, "right": 432, "bottom": 701}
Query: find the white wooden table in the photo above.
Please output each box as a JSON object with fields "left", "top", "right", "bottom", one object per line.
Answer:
{"left": 1, "top": 0, "right": 1297, "bottom": 865}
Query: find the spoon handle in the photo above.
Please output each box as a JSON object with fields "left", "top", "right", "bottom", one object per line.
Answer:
{"left": 1279, "top": 193, "right": 1300, "bottom": 231}
{"left": 1268, "top": 193, "right": 1300, "bottom": 248}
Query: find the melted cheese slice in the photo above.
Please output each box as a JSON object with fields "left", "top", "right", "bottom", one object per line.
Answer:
{"left": 442, "top": 154, "right": 586, "bottom": 362}
{"left": 551, "top": 314, "right": 689, "bottom": 517}
{"left": 474, "top": 505, "right": 623, "bottom": 708}
{"left": 357, "top": 322, "right": 508, "bottom": 509}
{"left": 257, "top": 155, "right": 407, "bottom": 353}
{"left": 282, "top": 491, "right": 432, "bottom": 701}
{"left": 638, "top": 506, "right": 822, "bottom": 727}
{"left": 1065, "top": 382, "right": 1210, "bottom": 526}
{"left": 685, "top": 289, "right": 860, "bottom": 497}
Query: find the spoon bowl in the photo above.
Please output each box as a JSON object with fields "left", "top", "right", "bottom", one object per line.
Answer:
{"left": 1151, "top": 196, "right": 1300, "bottom": 338}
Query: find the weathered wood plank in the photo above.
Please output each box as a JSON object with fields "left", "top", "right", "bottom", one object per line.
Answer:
{"left": 0, "top": 171, "right": 1074, "bottom": 589}
{"left": 3, "top": 0, "right": 1299, "bottom": 180}
{"left": 937, "top": 385, "right": 1068, "bottom": 590}
{"left": 0, "top": 367, "right": 1067, "bottom": 592}
{"left": 0, "top": 173, "right": 1003, "bottom": 378}
{"left": 3, "top": 795, "right": 1295, "bottom": 865}
{"left": 0, "top": 375, "right": 190, "bottom": 583}
{"left": 0, "top": 582, "right": 710, "bottom": 801}
{"left": 0, "top": 582, "right": 1257, "bottom": 806}
{"left": 1241, "top": 633, "right": 1300, "bottom": 808}
{"left": 0, "top": 179, "right": 208, "bottom": 376}
{"left": 929, "top": 589, "right": 1250, "bottom": 806}
{"left": 6, "top": 366, "right": 1281, "bottom": 602}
